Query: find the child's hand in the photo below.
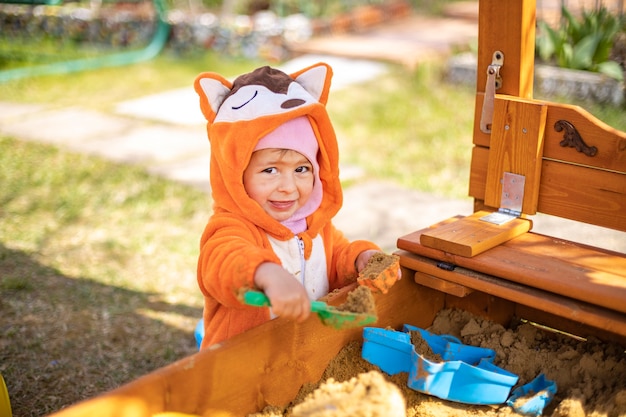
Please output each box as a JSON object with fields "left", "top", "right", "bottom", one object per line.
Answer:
{"left": 356, "top": 250, "right": 402, "bottom": 294}
{"left": 355, "top": 250, "right": 381, "bottom": 273}
{"left": 253, "top": 262, "right": 311, "bottom": 322}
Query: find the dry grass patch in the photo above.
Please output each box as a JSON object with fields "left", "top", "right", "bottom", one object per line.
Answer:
{"left": 0, "top": 137, "right": 208, "bottom": 416}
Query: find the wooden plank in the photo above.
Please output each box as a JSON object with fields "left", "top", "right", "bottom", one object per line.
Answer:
{"left": 484, "top": 97, "right": 547, "bottom": 214}
{"left": 49, "top": 277, "right": 444, "bottom": 417}
{"left": 475, "top": 96, "right": 626, "bottom": 171}
{"left": 398, "top": 225, "right": 626, "bottom": 315}
{"left": 469, "top": 144, "right": 489, "bottom": 201}
{"left": 543, "top": 101, "right": 626, "bottom": 173}
{"left": 441, "top": 288, "right": 516, "bottom": 328}
{"left": 419, "top": 210, "right": 532, "bottom": 257}
{"left": 473, "top": 94, "right": 490, "bottom": 148}
{"left": 471, "top": 96, "right": 626, "bottom": 228}
{"left": 398, "top": 250, "right": 626, "bottom": 346}
{"left": 537, "top": 160, "right": 626, "bottom": 232}
{"left": 476, "top": 1, "right": 536, "bottom": 97}
{"left": 414, "top": 271, "right": 474, "bottom": 297}
{"left": 513, "top": 304, "right": 626, "bottom": 346}
{"left": 470, "top": 146, "right": 626, "bottom": 231}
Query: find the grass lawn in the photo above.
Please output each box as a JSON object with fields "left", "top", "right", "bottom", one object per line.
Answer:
{"left": 0, "top": 137, "right": 210, "bottom": 416}
{"left": 329, "top": 62, "right": 476, "bottom": 197}
{"left": 1, "top": 47, "right": 625, "bottom": 416}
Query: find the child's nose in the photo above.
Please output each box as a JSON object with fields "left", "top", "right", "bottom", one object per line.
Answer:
{"left": 277, "top": 173, "right": 297, "bottom": 192}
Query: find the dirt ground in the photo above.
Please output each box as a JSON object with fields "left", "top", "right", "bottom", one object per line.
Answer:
{"left": 250, "top": 308, "right": 626, "bottom": 417}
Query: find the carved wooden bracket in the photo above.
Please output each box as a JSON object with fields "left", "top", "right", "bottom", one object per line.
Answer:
{"left": 554, "top": 120, "right": 598, "bottom": 157}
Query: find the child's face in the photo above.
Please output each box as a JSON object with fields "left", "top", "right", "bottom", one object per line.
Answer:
{"left": 243, "top": 148, "right": 314, "bottom": 222}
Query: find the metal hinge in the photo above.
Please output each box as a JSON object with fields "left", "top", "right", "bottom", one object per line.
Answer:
{"left": 480, "top": 172, "right": 525, "bottom": 225}
{"left": 480, "top": 51, "right": 504, "bottom": 134}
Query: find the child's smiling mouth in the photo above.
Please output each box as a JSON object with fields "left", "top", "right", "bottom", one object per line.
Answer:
{"left": 270, "top": 200, "right": 296, "bottom": 210}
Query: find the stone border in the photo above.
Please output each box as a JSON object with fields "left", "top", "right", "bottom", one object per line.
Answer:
{"left": 0, "top": 0, "right": 412, "bottom": 58}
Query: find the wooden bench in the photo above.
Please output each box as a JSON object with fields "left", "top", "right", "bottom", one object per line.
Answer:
{"left": 397, "top": 0, "right": 626, "bottom": 346}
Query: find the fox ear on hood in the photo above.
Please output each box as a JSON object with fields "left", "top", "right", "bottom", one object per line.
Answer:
{"left": 194, "top": 72, "right": 233, "bottom": 123}
{"left": 290, "top": 62, "right": 333, "bottom": 105}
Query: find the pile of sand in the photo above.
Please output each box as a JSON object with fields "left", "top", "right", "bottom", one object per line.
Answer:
{"left": 336, "top": 285, "right": 376, "bottom": 315}
{"left": 291, "top": 370, "right": 405, "bottom": 417}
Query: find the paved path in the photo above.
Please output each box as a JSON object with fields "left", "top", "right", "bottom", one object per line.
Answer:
{"left": 289, "top": 13, "right": 478, "bottom": 69}
{"left": 1, "top": 5, "right": 624, "bottom": 253}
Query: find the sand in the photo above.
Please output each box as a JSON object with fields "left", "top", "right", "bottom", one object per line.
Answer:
{"left": 336, "top": 285, "right": 376, "bottom": 315}
{"left": 290, "top": 370, "right": 405, "bottom": 417}
{"left": 249, "top": 308, "right": 626, "bottom": 417}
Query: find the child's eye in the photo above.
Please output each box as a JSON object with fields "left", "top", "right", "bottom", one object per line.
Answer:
{"left": 295, "top": 166, "right": 310, "bottom": 173}
{"left": 262, "top": 167, "right": 278, "bottom": 174}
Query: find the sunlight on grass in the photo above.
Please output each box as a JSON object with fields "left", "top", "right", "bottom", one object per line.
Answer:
{"left": 0, "top": 54, "right": 477, "bottom": 199}
{"left": 1, "top": 136, "right": 209, "bottom": 414}
{"left": 0, "top": 137, "right": 208, "bottom": 301}
{"left": 136, "top": 308, "right": 199, "bottom": 333}
{"left": 329, "top": 62, "right": 475, "bottom": 198}
{"left": 0, "top": 50, "right": 265, "bottom": 111}
{"left": 0, "top": 37, "right": 120, "bottom": 70}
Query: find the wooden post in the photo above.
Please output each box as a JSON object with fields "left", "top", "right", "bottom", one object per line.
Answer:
{"left": 419, "top": 0, "right": 541, "bottom": 257}
{"left": 484, "top": 97, "right": 547, "bottom": 215}
{"left": 473, "top": 0, "right": 537, "bottom": 148}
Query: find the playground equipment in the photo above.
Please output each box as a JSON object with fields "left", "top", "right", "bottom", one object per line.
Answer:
{"left": 46, "top": 1, "right": 626, "bottom": 415}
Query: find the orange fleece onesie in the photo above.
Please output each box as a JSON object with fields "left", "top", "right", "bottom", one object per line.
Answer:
{"left": 194, "top": 63, "right": 380, "bottom": 348}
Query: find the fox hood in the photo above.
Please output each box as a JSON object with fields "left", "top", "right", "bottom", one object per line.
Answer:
{"left": 194, "top": 63, "right": 342, "bottom": 241}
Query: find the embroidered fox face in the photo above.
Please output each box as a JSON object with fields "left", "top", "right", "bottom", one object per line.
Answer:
{"left": 194, "top": 63, "right": 332, "bottom": 124}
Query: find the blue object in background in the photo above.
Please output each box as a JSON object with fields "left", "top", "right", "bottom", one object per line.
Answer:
{"left": 506, "top": 373, "right": 557, "bottom": 416}
{"left": 194, "top": 319, "right": 204, "bottom": 350}
{"left": 362, "top": 327, "right": 414, "bottom": 375}
{"left": 403, "top": 324, "right": 496, "bottom": 364}
{"left": 407, "top": 353, "right": 518, "bottom": 404}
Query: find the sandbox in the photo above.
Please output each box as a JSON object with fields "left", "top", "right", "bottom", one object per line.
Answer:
{"left": 251, "top": 308, "right": 626, "bottom": 417}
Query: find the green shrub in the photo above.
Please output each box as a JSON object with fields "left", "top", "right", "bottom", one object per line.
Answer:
{"left": 536, "top": 6, "right": 624, "bottom": 81}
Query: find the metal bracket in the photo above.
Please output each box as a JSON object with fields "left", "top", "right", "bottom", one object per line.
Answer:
{"left": 479, "top": 51, "right": 504, "bottom": 134}
{"left": 480, "top": 172, "right": 525, "bottom": 225}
